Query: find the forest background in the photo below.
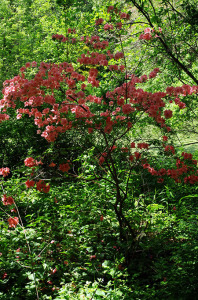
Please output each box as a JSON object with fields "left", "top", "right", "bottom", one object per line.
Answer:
{"left": 0, "top": 0, "right": 198, "bottom": 299}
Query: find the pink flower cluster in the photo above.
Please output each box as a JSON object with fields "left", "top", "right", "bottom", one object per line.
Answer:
{"left": 95, "top": 18, "right": 104, "bottom": 26}
{"left": 104, "top": 23, "right": 114, "bottom": 31}
{"left": 0, "top": 114, "right": 9, "bottom": 124}
{"left": 8, "top": 217, "right": 19, "bottom": 228}
{"left": 99, "top": 152, "right": 107, "bottom": 165}
{"left": 114, "top": 52, "right": 124, "bottom": 60}
{"left": 88, "top": 68, "right": 99, "bottom": 87}
{"left": 77, "top": 52, "right": 109, "bottom": 66}
{"left": 139, "top": 27, "right": 162, "bottom": 41}
{"left": 25, "top": 179, "right": 35, "bottom": 188}
{"left": 164, "top": 110, "right": 173, "bottom": 119}
{"left": 149, "top": 68, "right": 160, "bottom": 79}
{"left": 141, "top": 148, "right": 198, "bottom": 183}
{"left": 2, "top": 194, "right": 14, "bottom": 205}
{"left": 164, "top": 145, "right": 175, "bottom": 154}
{"left": 1, "top": 192, "right": 19, "bottom": 228}
{"left": 24, "top": 157, "right": 43, "bottom": 167}
{"left": 106, "top": 5, "right": 130, "bottom": 20}
{"left": 82, "top": 36, "right": 109, "bottom": 50}
{"left": 52, "top": 34, "right": 68, "bottom": 43}
{"left": 36, "top": 180, "right": 50, "bottom": 193}
{"left": 119, "top": 12, "right": 130, "bottom": 20}
{"left": 166, "top": 85, "right": 198, "bottom": 96}
{"left": 0, "top": 167, "right": 10, "bottom": 177}
{"left": 139, "top": 28, "right": 153, "bottom": 41}
{"left": 59, "top": 163, "right": 70, "bottom": 172}
{"left": 137, "top": 143, "right": 149, "bottom": 149}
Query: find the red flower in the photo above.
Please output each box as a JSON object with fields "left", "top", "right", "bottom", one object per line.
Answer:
{"left": 36, "top": 180, "right": 50, "bottom": 193}
{"left": 142, "top": 163, "right": 150, "bottom": 169}
{"left": 49, "top": 162, "right": 56, "bottom": 167}
{"left": 0, "top": 167, "right": 10, "bottom": 177}
{"left": 163, "top": 136, "right": 168, "bottom": 141}
{"left": 134, "top": 152, "right": 141, "bottom": 160}
{"left": 181, "top": 152, "right": 193, "bottom": 160}
{"left": 25, "top": 179, "right": 35, "bottom": 188}
{"left": 148, "top": 167, "right": 158, "bottom": 176}
{"left": 99, "top": 156, "right": 105, "bottom": 165}
{"left": 164, "top": 110, "right": 172, "bottom": 119}
{"left": 137, "top": 143, "right": 149, "bottom": 149}
{"left": 2, "top": 272, "right": 7, "bottom": 279}
{"left": 2, "top": 195, "right": 14, "bottom": 205}
{"left": 158, "top": 168, "right": 167, "bottom": 176}
{"left": 184, "top": 175, "right": 198, "bottom": 184}
{"left": 59, "top": 163, "right": 70, "bottom": 173}
{"left": 95, "top": 18, "right": 104, "bottom": 26}
{"left": 87, "top": 127, "right": 93, "bottom": 134}
{"left": 24, "top": 157, "right": 35, "bottom": 167}
{"left": 164, "top": 145, "right": 175, "bottom": 154}
{"left": 122, "top": 104, "right": 134, "bottom": 114}
{"left": 100, "top": 215, "right": 104, "bottom": 221}
{"left": 129, "top": 155, "right": 134, "bottom": 162}
{"left": 8, "top": 217, "right": 19, "bottom": 228}
{"left": 24, "top": 157, "right": 43, "bottom": 167}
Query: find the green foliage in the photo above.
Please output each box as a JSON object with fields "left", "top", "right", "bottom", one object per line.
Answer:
{"left": 0, "top": 117, "right": 49, "bottom": 167}
{"left": 0, "top": 175, "right": 198, "bottom": 299}
{"left": 0, "top": 0, "right": 198, "bottom": 299}
{"left": 124, "top": 0, "right": 198, "bottom": 87}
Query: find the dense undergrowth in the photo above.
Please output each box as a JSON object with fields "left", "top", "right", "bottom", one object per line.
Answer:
{"left": 1, "top": 168, "right": 198, "bottom": 299}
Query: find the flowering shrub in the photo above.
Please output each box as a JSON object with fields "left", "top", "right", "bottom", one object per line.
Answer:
{"left": 0, "top": 2, "right": 198, "bottom": 299}
{"left": 0, "top": 3, "right": 197, "bottom": 261}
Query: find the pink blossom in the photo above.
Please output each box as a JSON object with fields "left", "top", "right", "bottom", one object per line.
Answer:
{"left": 122, "top": 104, "right": 134, "bottom": 114}
{"left": 25, "top": 179, "right": 35, "bottom": 188}
{"left": 164, "top": 110, "right": 173, "bottom": 119}
{"left": 95, "top": 18, "right": 104, "bottom": 26}
{"left": 59, "top": 163, "right": 70, "bottom": 172}
{"left": 0, "top": 167, "right": 10, "bottom": 177}
{"left": 104, "top": 24, "right": 113, "bottom": 31}
{"left": 2, "top": 195, "right": 14, "bottom": 205}
{"left": 8, "top": 217, "right": 19, "bottom": 228}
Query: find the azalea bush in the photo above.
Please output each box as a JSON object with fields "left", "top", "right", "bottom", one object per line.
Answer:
{"left": 0, "top": 2, "right": 198, "bottom": 299}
